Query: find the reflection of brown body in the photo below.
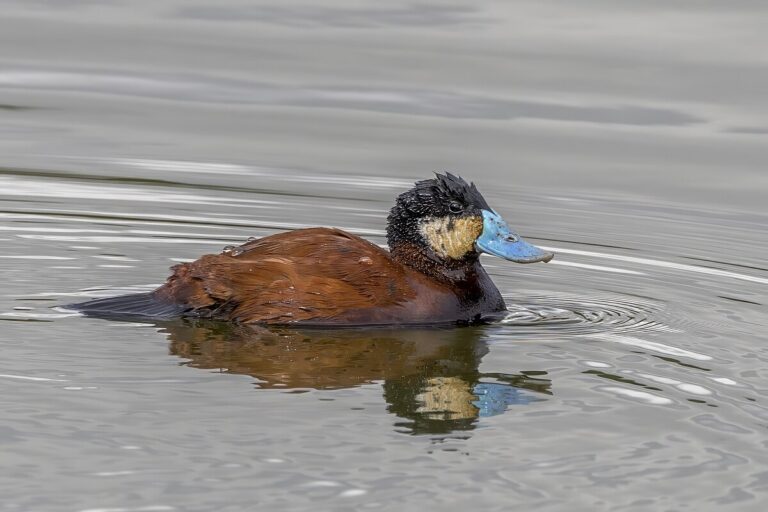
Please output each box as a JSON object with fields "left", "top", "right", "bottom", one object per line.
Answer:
{"left": 165, "top": 321, "right": 551, "bottom": 434}
{"left": 166, "top": 320, "right": 489, "bottom": 389}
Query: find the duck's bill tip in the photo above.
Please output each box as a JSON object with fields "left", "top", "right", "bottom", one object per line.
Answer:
{"left": 526, "top": 251, "right": 554, "bottom": 264}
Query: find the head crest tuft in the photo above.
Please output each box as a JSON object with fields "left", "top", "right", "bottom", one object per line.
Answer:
{"left": 411, "top": 172, "right": 491, "bottom": 211}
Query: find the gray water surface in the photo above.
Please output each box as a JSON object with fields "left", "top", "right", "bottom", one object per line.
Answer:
{"left": 2, "top": 2, "right": 768, "bottom": 511}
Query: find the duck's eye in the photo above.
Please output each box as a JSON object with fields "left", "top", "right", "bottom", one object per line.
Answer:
{"left": 448, "top": 201, "right": 463, "bottom": 214}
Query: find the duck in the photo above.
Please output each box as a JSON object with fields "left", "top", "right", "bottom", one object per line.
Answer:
{"left": 69, "top": 173, "right": 553, "bottom": 326}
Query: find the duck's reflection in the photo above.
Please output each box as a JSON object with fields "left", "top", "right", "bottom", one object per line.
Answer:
{"left": 161, "top": 321, "right": 551, "bottom": 434}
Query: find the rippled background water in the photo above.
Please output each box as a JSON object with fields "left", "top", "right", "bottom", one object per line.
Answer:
{"left": 2, "top": 1, "right": 768, "bottom": 511}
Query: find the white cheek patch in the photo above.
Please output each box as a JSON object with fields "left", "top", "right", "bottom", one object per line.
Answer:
{"left": 419, "top": 215, "right": 483, "bottom": 259}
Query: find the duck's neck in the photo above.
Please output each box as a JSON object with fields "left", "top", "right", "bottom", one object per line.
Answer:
{"left": 389, "top": 242, "right": 506, "bottom": 311}
{"left": 389, "top": 242, "right": 477, "bottom": 281}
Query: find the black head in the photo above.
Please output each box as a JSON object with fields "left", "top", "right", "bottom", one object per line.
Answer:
{"left": 387, "top": 173, "right": 488, "bottom": 263}
{"left": 386, "top": 173, "right": 553, "bottom": 272}
{"left": 399, "top": 172, "right": 492, "bottom": 218}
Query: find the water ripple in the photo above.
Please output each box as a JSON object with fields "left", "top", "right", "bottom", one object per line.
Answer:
{"left": 500, "top": 292, "right": 674, "bottom": 337}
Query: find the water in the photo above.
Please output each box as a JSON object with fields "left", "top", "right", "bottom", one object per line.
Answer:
{"left": 2, "top": 1, "right": 768, "bottom": 511}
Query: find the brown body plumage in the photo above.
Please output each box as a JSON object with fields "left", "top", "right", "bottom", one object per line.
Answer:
{"left": 153, "top": 228, "right": 498, "bottom": 326}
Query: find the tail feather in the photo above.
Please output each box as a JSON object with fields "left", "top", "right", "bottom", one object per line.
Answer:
{"left": 65, "top": 292, "right": 187, "bottom": 319}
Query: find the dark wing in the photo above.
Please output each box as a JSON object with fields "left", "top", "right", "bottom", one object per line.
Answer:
{"left": 154, "top": 228, "right": 416, "bottom": 324}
